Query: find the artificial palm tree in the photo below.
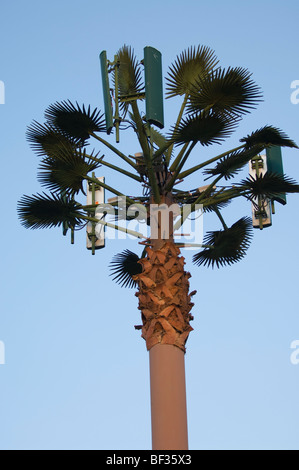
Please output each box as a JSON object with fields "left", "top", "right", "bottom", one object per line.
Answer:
{"left": 18, "top": 45, "right": 299, "bottom": 450}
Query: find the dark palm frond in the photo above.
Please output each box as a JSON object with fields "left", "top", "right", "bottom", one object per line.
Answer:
{"left": 202, "top": 199, "right": 231, "bottom": 213}
{"left": 166, "top": 45, "right": 219, "bottom": 98}
{"left": 171, "top": 112, "right": 239, "bottom": 146}
{"left": 240, "top": 126, "right": 298, "bottom": 149}
{"left": 239, "top": 172, "right": 299, "bottom": 201}
{"left": 150, "top": 128, "right": 173, "bottom": 162}
{"left": 203, "top": 145, "right": 264, "bottom": 180}
{"left": 38, "top": 147, "right": 102, "bottom": 195}
{"left": 26, "top": 120, "right": 81, "bottom": 157}
{"left": 179, "top": 191, "right": 231, "bottom": 211}
{"left": 192, "top": 217, "right": 253, "bottom": 268}
{"left": 115, "top": 45, "right": 144, "bottom": 113}
{"left": 109, "top": 250, "right": 142, "bottom": 288}
{"left": 201, "top": 187, "right": 245, "bottom": 210}
{"left": 188, "top": 66, "right": 262, "bottom": 116}
{"left": 44, "top": 100, "right": 106, "bottom": 143}
{"left": 18, "top": 192, "right": 84, "bottom": 230}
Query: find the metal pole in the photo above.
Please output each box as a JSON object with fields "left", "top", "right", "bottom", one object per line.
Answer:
{"left": 149, "top": 344, "right": 189, "bottom": 450}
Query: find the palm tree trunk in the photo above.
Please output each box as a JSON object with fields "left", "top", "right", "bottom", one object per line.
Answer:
{"left": 149, "top": 344, "right": 189, "bottom": 450}
{"left": 134, "top": 195, "right": 195, "bottom": 450}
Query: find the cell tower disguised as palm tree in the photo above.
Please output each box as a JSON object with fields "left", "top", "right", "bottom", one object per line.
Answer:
{"left": 18, "top": 45, "right": 299, "bottom": 450}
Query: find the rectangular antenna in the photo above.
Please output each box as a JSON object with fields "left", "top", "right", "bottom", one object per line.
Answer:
{"left": 144, "top": 46, "right": 164, "bottom": 129}
{"left": 86, "top": 177, "right": 105, "bottom": 252}
{"left": 249, "top": 156, "right": 272, "bottom": 229}
{"left": 266, "top": 146, "right": 287, "bottom": 205}
{"left": 100, "top": 51, "right": 113, "bottom": 135}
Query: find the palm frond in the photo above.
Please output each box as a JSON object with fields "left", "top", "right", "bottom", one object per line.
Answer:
{"left": 109, "top": 249, "right": 142, "bottom": 288}
{"left": 171, "top": 112, "right": 239, "bottom": 146}
{"left": 203, "top": 145, "right": 264, "bottom": 180}
{"left": 38, "top": 147, "right": 101, "bottom": 195}
{"left": 202, "top": 200, "right": 231, "bottom": 213}
{"left": 166, "top": 45, "right": 219, "bottom": 98}
{"left": 44, "top": 100, "right": 106, "bottom": 143}
{"left": 150, "top": 128, "right": 173, "bottom": 161}
{"left": 239, "top": 172, "right": 299, "bottom": 201}
{"left": 188, "top": 67, "right": 262, "bottom": 116}
{"left": 240, "top": 126, "right": 298, "bottom": 149}
{"left": 192, "top": 217, "right": 252, "bottom": 268}
{"left": 116, "top": 45, "right": 143, "bottom": 98}
{"left": 18, "top": 192, "right": 84, "bottom": 230}
{"left": 178, "top": 192, "right": 231, "bottom": 211}
{"left": 26, "top": 121, "right": 80, "bottom": 157}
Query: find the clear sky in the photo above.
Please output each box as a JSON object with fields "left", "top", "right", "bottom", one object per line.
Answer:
{"left": 0, "top": 0, "right": 299, "bottom": 450}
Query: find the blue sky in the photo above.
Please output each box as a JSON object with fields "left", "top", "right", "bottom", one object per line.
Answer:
{"left": 0, "top": 0, "right": 299, "bottom": 450}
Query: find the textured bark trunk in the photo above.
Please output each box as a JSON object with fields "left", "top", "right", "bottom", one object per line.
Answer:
{"left": 133, "top": 195, "right": 196, "bottom": 450}
{"left": 134, "top": 241, "right": 194, "bottom": 352}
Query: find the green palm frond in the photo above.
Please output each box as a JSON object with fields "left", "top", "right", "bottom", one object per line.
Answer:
{"left": 239, "top": 172, "right": 299, "bottom": 201}
{"left": 171, "top": 112, "right": 239, "bottom": 146}
{"left": 166, "top": 45, "right": 219, "bottom": 98}
{"left": 18, "top": 192, "right": 84, "bottom": 230}
{"left": 240, "top": 126, "right": 298, "bottom": 149}
{"left": 203, "top": 145, "right": 264, "bottom": 180}
{"left": 188, "top": 67, "right": 262, "bottom": 116}
{"left": 109, "top": 249, "right": 142, "bottom": 288}
{"left": 150, "top": 128, "right": 173, "bottom": 161}
{"left": 38, "top": 147, "right": 102, "bottom": 195}
{"left": 116, "top": 45, "right": 144, "bottom": 98}
{"left": 44, "top": 100, "right": 106, "bottom": 143}
{"left": 26, "top": 121, "right": 80, "bottom": 157}
{"left": 177, "top": 191, "right": 231, "bottom": 212}
{"left": 202, "top": 200, "right": 231, "bottom": 213}
{"left": 192, "top": 217, "right": 252, "bottom": 268}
